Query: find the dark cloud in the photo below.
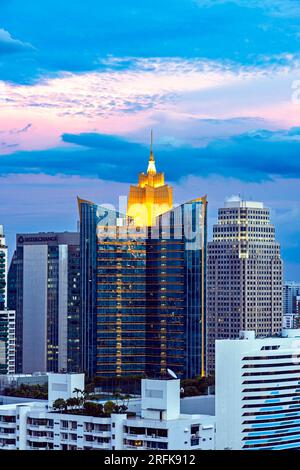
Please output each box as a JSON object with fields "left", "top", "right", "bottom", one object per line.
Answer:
{"left": 1, "top": 128, "right": 300, "bottom": 183}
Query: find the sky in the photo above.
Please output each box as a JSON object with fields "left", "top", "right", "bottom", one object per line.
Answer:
{"left": 0, "top": 0, "right": 300, "bottom": 279}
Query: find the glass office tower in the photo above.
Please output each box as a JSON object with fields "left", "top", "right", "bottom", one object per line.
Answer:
{"left": 79, "top": 144, "right": 207, "bottom": 379}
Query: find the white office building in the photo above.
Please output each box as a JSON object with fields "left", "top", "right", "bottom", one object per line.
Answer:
{"left": 216, "top": 329, "right": 300, "bottom": 450}
{"left": 0, "top": 374, "right": 215, "bottom": 450}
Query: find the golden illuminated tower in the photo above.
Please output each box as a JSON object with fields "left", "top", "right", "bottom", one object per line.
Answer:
{"left": 127, "top": 131, "right": 173, "bottom": 226}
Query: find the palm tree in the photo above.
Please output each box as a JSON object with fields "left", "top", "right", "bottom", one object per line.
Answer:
{"left": 73, "top": 388, "right": 82, "bottom": 400}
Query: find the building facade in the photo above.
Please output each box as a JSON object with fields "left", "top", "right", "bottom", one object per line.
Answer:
{"left": 8, "top": 232, "right": 80, "bottom": 374}
{"left": 79, "top": 147, "right": 207, "bottom": 379}
{"left": 216, "top": 329, "right": 300, "bottom": 450}
{"left": 0, "top": 310, "right": 15, "bottom": 375}
{"left": 283, "top": 282, "right": 300, "bottom": 329}
{"left": 0, "top": 226, "right": 15, "bottom": 375}
{"left": 0, "top": 374, "right": 215, "bottom": 450}
{"left": 207, "top": 198, "right": 283, "bottom": 373}
{"left": 0, "top": 226, "right": 8, "bottom": 310}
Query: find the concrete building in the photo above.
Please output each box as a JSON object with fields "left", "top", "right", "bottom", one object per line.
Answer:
{"left": 122, "top": 378, "right": 214, "bottom": 450}
{"left": 0, "top": 374, "right": 215, "bottom": 450}
{"left": 216, "top": 329, "right": 300, "bottom": 450}
{"left": 8, "top": 232, "right": 80, "bottom": 374}
{"left": 283, "top": 282, "right": 300, "bottom": 329}
{"left": 207, "top": 197, "right": 283, "bottom": 373}
{"left": 0, "top": 226, "right": 15, "bottom": 375}
{"left": 0, "top": 226, "right": 8, "bottom": 310}
{"left": 0, "top": 310, "right": 15, "bottom": 375}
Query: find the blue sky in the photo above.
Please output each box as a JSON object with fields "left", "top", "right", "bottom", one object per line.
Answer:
{"left": 0, "top": 0, "right": 300, "bottom": 278}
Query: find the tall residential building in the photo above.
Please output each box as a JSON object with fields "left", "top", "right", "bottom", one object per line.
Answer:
{"left": 283, "top": 281, "right": 300, "bottom": 328}
{"left": 0, "top": 226, "right": 8, "bottom": 310}
{"left": 0, "top": 310, "right": 15, "bottom": 375}
{"left": 207, "top": 198, "right": 283, "bottom": 373}
{"left": 8, "top": 233, "right": 80, "bottom": 374}
{"left": 79, "top": 143, "right": 207, "bottom": 379}
{"left": 216, "top": 329, "right": 300, "bottom": 450}
{"left": 0, "top": 226, "right": 15, "bottom": 375}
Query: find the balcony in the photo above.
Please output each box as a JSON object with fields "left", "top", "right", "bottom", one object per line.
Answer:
{"left": 0, "top": 431, "right": 15, "bottom": 438}
{"left": 0, "top": 422, "right": 16, "bottom": 428}
{"left": 123, "top": 444, "right": 146, "bottom": 450}
{"left": 27, "top": 424, "right": 53, "bottom": 432}
{"left": 144, "top": 434, "right": 168, "bottom": 441}
{"left": 84, "top": 430, "right": 111, "bottom": 438}
{"left": 91, "top": 442, "right": 111, "bottom": 450}
{"left": 124, "top": 432, "right": 146, "bottom": 440}
{"left": 27, "top": 435, "right": 53, "bottom": 443}
{"left": 0, "top": 444, "right": 16, "bottom": 450}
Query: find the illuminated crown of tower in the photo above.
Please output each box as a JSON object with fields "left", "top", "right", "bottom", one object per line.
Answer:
{"left": 126, "top": 131, "right": 173, "bottom": 226}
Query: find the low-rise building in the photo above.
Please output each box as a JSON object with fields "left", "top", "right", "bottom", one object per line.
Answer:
{"left": 0, "top": 373, "right": 215, "bottom": 450}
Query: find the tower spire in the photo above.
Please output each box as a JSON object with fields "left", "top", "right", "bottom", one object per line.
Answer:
{"left": 147, "top": 129, "right": 156, "bottom": 174}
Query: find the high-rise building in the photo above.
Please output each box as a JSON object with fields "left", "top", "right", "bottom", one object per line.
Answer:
{"left": 0, "top": 226, "right": 8, "bottom": 310}
{"left": 216, "top": 329, "right": 300, "bottom": 450}
{"left": 283, "top": 281, "right": 300, "bottom": 328}
{"left": 0, "top": 310, "right": 15, "bottom": 375}
{"left": 207, "top": 198, "right": 283, "bottom": 373}
{"left": 8, "top": 232, "right": 80, "bottom": 374}
{"left": 79, "top": 143, "right": 207, "bottom": 379}
{"left": 0, "top": 226, "right": 15, "bottom": 375}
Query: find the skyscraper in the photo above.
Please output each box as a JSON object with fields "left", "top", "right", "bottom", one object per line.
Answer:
{"left": 0, "top": 225, "right": 8, "bottom": 310}
{"left": 0, "top": 225, "right": 15, "bottom": 374}
{"left": 8, "top": 232, "right": 80, "bottom": 374}
{"left": 79, "top": 141, "right": 207, "bottom": 379}
{"left": 0, "top": 309, "right": 15, "bottom": 375}
{"left": 207, "top": 198, "right": 283, "bottom": 373}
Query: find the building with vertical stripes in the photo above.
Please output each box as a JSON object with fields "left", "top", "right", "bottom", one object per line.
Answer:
{"left": 207, "top": 197, "right": 283, "bottom": 373}
{"left": 8, "top": 233, "right": 80, "bottom": 374}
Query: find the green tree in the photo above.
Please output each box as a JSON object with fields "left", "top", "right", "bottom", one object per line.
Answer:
{"left": 104, "top": 400, "right": 115, "bottom": 415}
{"left": 66, "top": 397, "right": 78, "bottom": 410}
{"left": 83, "top": 401, "right": 101, "bottom": 417}
{"left": 52, "top": 398, "right": 67, "bottom": 412}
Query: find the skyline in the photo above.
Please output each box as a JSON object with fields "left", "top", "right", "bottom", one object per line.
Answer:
{"left": 1, "top": 0, "right": 300, "bottom": 278}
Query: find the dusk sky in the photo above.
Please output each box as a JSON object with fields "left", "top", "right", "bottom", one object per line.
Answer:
{"left": 1, "top": 0, "right": 300, "bottom": 278}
